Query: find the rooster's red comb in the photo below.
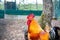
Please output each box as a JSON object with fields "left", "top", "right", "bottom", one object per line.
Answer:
{"left": 27, "top": 13, "right": 35, "bottom": 19}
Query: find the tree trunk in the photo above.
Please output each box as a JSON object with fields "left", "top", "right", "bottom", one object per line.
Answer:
{"left": 43, "top": 0, "right": 53, "bottom": 26}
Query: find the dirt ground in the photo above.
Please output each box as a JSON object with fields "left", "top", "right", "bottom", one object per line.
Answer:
{"left": 0, "top": 19, "right": 60, "bottom": 40}
{"left": 0, "top": 19, "right": 26, "bottom": 40}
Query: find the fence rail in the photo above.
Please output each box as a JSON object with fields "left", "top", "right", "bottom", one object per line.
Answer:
{"left": 0, "top": 10, "right": 42, "bottom": 18}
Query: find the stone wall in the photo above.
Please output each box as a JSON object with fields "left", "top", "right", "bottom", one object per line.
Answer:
{"left": 51, "top": 20, "right": 60, "bottom": 27}
{"left": 4, "top": 14, "right": 40, "bottom": 20}
{"left": 43, "top": 0, "right": 53, "bottom": 26}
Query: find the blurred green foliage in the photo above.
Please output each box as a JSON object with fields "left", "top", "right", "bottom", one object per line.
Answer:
{"left": 18, "top": 4, "right": 43, "bottom": 10}
{"left": 38, "top": 13, "right": 46, "bottom": 29}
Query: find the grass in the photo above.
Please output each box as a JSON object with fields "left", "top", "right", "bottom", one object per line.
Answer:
{"left": 18, "top": 4, "right": 43, "bottom": 10}
{"left": 0, "top": 4, "right": 4, "bottom": 10}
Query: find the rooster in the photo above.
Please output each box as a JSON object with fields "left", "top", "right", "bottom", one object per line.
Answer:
{"left": 27, "top": 14, "right": 50, "bottom": 40}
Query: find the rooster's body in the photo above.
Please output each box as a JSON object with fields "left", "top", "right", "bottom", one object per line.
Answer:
{"left": 28, "top": 19, "right": 49, "bottom": 40}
